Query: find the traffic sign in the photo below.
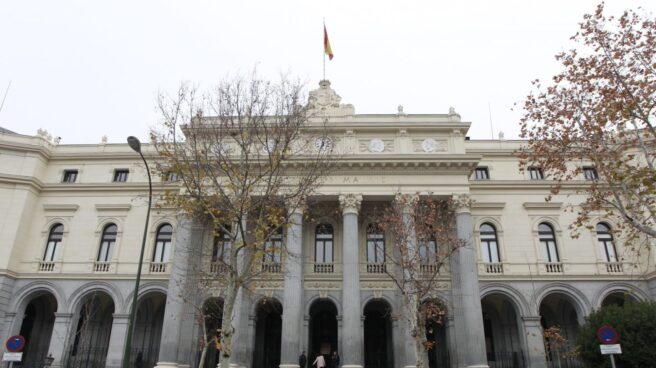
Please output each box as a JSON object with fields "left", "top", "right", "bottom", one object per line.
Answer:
{"left": 597, "top": 325, "right": 620, "bottom": 344}
{"left": 600, "top": 344, "right": 622, "bottom": 355}
{"left": 4, "top": 335, "right": 25, "bottom": 353}
{"left": 2, "top": 352, "right": 22, "bottom": 362}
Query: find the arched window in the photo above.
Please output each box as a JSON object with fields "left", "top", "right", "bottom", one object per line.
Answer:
{"left": 153, "top": 224, "right": 173, "bottom": 263}
{"left": 212, "top": 226, "right": 231, "bottom": 263}
{"left": 366, "top": 224, "right": 385, "bottom": 264}
{"left": 538, "top": 223, "right": 559, "bottom": 262}
{"left": 263, "top": 227, "right": 282, "bottom": 264}
{"left": 97, "top": 224, "right": 117, "bottom": 262}
{"left": 480, "top": 223, "right": 500, "bottom": 263}
{"left": 43, "top": 224, "right": 64, "bottom": 261}
{"left": 596, "top": 223, "right": 618, "bottom": 262}
{"left": 315, "top": 224, "right": 334, "bottom": 264}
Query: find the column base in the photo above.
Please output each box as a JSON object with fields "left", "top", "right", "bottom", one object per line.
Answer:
{"left": 154, "top": 363, "right": 179, "bottom": 368}
{"left": 280, "top": 365, "right": 300, "bottom": 368}
{"left": 467, "top": 365, "right": 490, "bottom": 368}
{"left": 342, "top": 365, "right": 363, "bottom": 368}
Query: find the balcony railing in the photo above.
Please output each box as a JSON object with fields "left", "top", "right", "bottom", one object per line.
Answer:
{"left": 313, "top": 262, "right": 334, "bottom": 273}
{"left": 93, "top": 261, "right": 111, "bottom": 272}
{"left": 605, "top": 262, "right": 623, "bottom": 273}
{"left": 484, "top": 263, "right": 504, "bottom": 274}
{"left": 38, "top": 261, "right": 55, "bottom": 272}
{"left": 420, "top": 263, "right": 439, "bottom": 274}
{"left": 149, "top": 262, "right": 167, "bottom": 273}
{"left": 261, "top": 261, "right": 282, "bottom": 273}
{"left": 210, "top": 262, "right": 229, "bottom": 274}
{"left": 545, "top": 262, "right": 563, "bottom": 273}
{"left": 366, "top": 263, "right": 386, "bottom": 274}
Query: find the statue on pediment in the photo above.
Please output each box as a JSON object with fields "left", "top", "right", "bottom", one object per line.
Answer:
{"left": 307, "top": 80, "right": 355, "bottom": 116}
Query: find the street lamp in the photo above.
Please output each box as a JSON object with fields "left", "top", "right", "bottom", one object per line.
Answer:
{"left": 123, "top": 136, "right": 152, "bottom": 368}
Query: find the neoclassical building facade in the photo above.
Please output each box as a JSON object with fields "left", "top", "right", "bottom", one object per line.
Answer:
{"left": 1, "top": 81, "right": 655, "bottom": 368}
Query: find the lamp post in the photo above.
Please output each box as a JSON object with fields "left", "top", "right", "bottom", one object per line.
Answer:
{"left": 123, "top": 136, "right": 152, "bottom": 368}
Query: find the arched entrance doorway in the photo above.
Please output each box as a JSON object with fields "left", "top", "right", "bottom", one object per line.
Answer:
{"left": 252, "top": 298, "right": 283, "bottom": 368}
{"left": 198, "top": 297, "right": 223, "bottom": 368}
{"left": 363, "top": 299, "right": 393, "bottom": 368}
{"left": 424, "top": 299, "right": 449, "bottom": 368}
{"left": 481, "top": 293, "right": 526, "bottom": 368}
{"left": 17, "top": 293, "right": 57, "bottom": 368}
{"left": 308, "top": 299, "right": 338, "bottom": 366}
{"left": 539, "top": 293, "right": 582, "bottom": 368}
{"left": 64, "top": 291, "right": 114, "bottom": 368}
{"left": 130, "top": 292, "right": 166, "bottom": 368}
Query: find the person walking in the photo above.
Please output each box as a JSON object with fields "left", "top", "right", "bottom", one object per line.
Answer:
{"left": 299, "top": 350, "right": 307, "bottom": 368}
{"left": 331, "top": 351, "right": 340, "bottom": 368}
{"left": 312, "top": 354, "right": 326, "bottom": 368}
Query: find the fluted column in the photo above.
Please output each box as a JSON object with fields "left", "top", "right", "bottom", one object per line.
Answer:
{"left": 48, "top": 312, "right": 73, "bottom": 368}
{"left": 106, "top": 313, "right": 129, "bottom": 368}
{"left": 339, "top": 194, "right": 363, "bottom": 368}
{"left": 155, "top": 217, "right": 193, "bottom": 368}
{"left": 280, "top": 207, "right": 304, "bottom": 368}
{"left": 522, "top": 316, "right": 547, "bottom": 368}
{"left": 450, "top": 194, "right": 488, "bottom": 368}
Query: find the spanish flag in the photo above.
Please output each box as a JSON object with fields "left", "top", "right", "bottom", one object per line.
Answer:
{"left": 324, "top": 25, "right": 334, "bottom": 60}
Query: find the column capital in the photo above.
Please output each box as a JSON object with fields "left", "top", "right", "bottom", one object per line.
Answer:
{"left": 339, "top": 194, "right": 362, "bottom": 215}
{"left": 522, "top": 315, "right": 543, "bottom": 325}
{"left": 452, "top": 193, "right": 474, "bottom": 214}
{"left": 53, "top": 312, "right": 73, "bottom": 319}
{"left": 286, "top": 203, "right": 305, "bottom": 216}
{"left": 394, "top": 193, "right": 417, "bottom": 214}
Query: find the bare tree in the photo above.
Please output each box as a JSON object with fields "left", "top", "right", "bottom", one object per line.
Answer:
{"left": 518, "top": 3, "right": 656, "bottom": 244}
{"left": 373, "top": 194, "right": 465, "bottom": 368}
{"left": 151, "top": 74, "right": 336, "bottom": 368}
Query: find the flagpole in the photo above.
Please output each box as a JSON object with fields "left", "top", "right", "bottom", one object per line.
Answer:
{"left": 323, "top": 19, "right": 326, "bottom": 81}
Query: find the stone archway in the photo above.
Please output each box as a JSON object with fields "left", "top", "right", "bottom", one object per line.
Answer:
{"left": 481, "top": 293, "right": 526, "bottom": 368}
{"left": 539, "top": 293, "right": 581, "bottom": 368}
{"left": 17, "top": 293, "right": 57, "bottom": 368}
{"left": 252, "top": 298, "right": 283, "bottom": 368}
{"left": 308, "top": 299, "right": 338, "bottom": 366}
{"left": 601, "top": 291, "right": 637, "bottom": 308}
{"left": 423, "top": 299, "right": 449, "bottom": 368}
{"left": 363, "top": 299, "right": 393, "bottom": 368}
{"left": 129, "top": 292, "right": 166, "bottom": 368}
{"left": 198, "top": 297, "right": 224, "bottom": 368}
{"left": 64, "top": 291, "right": 115, "bottom": 368}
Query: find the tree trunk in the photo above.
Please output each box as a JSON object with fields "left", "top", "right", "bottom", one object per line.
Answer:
{"left": 220, "top": 283, "right": 240, "bottom": 368}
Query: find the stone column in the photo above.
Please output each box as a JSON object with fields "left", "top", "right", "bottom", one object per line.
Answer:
{"left": 523, "top": 316, "right": 547, "bottom": 368}
{"left": 339, "top": 194, "right": 363, "bottom": 368}
{"left": 280, "top": 207, "right": 304, "bottom": 368}
{"left": 48, "top": 312, "right": 73, "bottom": 368}
{"left": 105, "top": 313, "right": 130, "bottom": 368}
{"left": 450, "top": 194, "right": 488, "bottom": 368}
{"left": 155, "top": 217, "right": 194, "bottom": 368}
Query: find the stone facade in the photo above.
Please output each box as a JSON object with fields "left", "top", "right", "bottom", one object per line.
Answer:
{"left": 0, "top": 81, "right": 654, "bottom": 368}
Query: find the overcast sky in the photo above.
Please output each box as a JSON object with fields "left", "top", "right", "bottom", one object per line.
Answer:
{"left": 1, "top": 0, "right": 654, "bottom": 144}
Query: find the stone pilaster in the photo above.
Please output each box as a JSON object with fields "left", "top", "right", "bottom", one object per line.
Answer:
{"left": 280, "top": 207, "right": 304, "bottom": 368}
{"left": 450, "top": 194, "right": 488, "bottom": 368}
{"left": 155, "top": 217, "right": 193, "bottom": 368}
{"left": 522, "top": 316, "right": 547, "bottom": 368}
{"left": 49, "top": 312, "right": 73, "bottom": 368}
{"left": 338, "top": 194, "right": 363, "bottom": 368}
{"left": 105, "top": 313, "right": 129, "bottom": 368}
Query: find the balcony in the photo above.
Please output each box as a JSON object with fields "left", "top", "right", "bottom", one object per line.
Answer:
{"left": 366, "top": 262, "right": 386, "bottom": 274}
{"left": 261, "top": 261, "right": 282, "bottom": 274}
{"left": 420, "top": 263, "right": 440, "bottom": 274}
{"left": 484, "top": 263, "right": 504, "bottom": 274}
{"left": 313, "top": 262, "right": 335, "bottom": 274}
{"left": 38, "top": 261, "right": 56, "bottom": 272}
{"left": 93, "top": 261, "right": 111, "bottom": 273}
{"left": 605, "top": 262, "right": 623, "bottom": 273}
{"left": 149, "top": 262, "right": 168, "bottom": 273}
{"left": 210, "top": 262, "right": 229, "bottom": 274}
{"left": 544, "top": 262, "right": 563, "bottom": 273}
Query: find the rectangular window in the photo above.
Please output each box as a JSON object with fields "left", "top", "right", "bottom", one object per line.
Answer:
{"left": 166, "top": 171, "right": 179, "bottom": 182}
{"left": 474, "top": 167, "right": 489, "bottom": 180}
{"left": 263, "top": 230, "right": 282, "bottom": 263}
{"left": 583, "top": 167, "right": 598, "bottom": 180}
{"left": 528, "top": 167, "right": 544, "bottom": 180}
{"left": 62, "top": 170, "right": 78, "bottom": 183}
{"left": 213, "top": 227, "right": 232, "bottom": 264}
{"left": 366, "top": 233, "right": 385, "bottom": 263}
{"left": 113, "top": 169, "right": 129, "bottom": 182}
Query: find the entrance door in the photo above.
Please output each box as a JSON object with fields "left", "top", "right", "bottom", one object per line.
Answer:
{"left": 253, "top": 299, "right": 283, "bottom": 368}
{"left": 309, "top": 300, "right": 338, "bottom": 366}
{"left": 364, "top": 300, "right": 393, "bottom": 368}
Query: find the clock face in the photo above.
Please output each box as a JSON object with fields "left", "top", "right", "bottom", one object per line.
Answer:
{"left": 315, "top": 137, "right": 332, "bottom": 151}
{"left": 263, "top": 139, "right": 276, "bottom": 153}
{"left": 368, "top": 138, "right": 385, "bottom": 153}
{"left": 422, "top": 138, "right": 439, "bottom": 152}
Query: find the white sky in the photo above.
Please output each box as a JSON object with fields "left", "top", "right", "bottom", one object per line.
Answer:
{"left": 1, "top": 0, "right": 654, "bottom": 144}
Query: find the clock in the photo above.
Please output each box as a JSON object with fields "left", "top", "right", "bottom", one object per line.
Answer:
{"left": 422, "top": 138, "right": 439, "bottom": 152}
{"left": 314, "top": 137, "right": 333, "bottom": 151}
{"left": 368, "top": 138, "right": 385, "bottom": 153}
{"left": 263, "top": 139, "right": 276, "bottom": 153}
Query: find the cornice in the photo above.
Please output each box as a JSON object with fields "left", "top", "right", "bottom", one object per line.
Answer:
{"left": 0, "top": 174, "right": 44, "bottom": 192}
{"left": 95, "top": 204, "right": 132, "bottom": 212}
{"left": 471, "top": 202, "right": 506, "bottom": 210}
{"left": 43, "top": 204, "right": 79, "bottom": 212}
{"left": 523, "top": 202, "right": 563, "bottom": 210}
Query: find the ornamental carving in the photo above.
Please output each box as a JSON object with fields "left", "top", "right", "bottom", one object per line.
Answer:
{"left": 339, "top": 194, "right": 362, "bottom": 215}
{"left": 307, "top": 80, "right": 355, "bottom": 116}
{"left": 304, "top": 281, "right": 341, "bottom": 289}
{"left": 452, "top": 193, "right": 474, "bottom": 214}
